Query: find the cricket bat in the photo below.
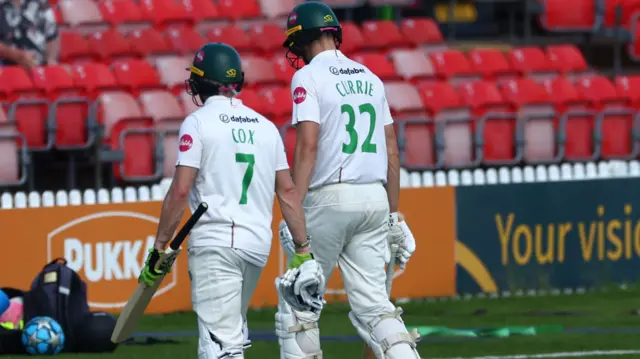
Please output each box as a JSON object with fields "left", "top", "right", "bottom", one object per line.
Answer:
{"left": 111, "top": 202, "right": 208, "bottom": 343}
{"left": 362, "top": 244, "right": 399, "bottom": 359}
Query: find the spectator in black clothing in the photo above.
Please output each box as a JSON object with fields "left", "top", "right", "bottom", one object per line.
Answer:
{"left": 0, "top": 0, "right": 59, "bottom": 70}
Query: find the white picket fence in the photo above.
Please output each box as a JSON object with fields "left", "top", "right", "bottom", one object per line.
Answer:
{"left": 1, "top": 160, "right": 639, "bottom": 209}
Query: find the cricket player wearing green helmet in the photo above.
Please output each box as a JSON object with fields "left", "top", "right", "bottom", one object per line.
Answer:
{"left": 139, "top": 43, "right": 320, "bottom": 359}
{"left": 276, "top": 2, "right": 420, "bottom": 359}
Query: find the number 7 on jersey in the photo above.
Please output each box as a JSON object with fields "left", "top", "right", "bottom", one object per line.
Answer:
{"left": 235, "top": 153, "right": 254, "bottom": 205}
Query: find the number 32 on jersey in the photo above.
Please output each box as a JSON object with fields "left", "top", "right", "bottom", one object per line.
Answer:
{"left": 342, "top": 103, "right": 377, "bottom": 154}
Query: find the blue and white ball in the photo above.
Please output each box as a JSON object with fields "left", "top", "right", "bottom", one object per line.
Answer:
{"left": 21, "top": 316, "right": 65, "bottom": 355}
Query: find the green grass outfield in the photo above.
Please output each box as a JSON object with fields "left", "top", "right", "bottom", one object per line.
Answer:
{"left": 8, "top": 287, "right": 640, "bottom": 358}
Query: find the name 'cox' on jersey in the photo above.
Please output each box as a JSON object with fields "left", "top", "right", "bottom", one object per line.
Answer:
{"left": 291, "top": 50, "right": 394, "bottom": 190}
{"left": 176, "top": 96, "right": 289, "bottom": 266}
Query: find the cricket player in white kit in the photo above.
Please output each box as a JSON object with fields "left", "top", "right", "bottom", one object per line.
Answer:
{"left": 276, "top": 2, "right": 420, "bottom": 359}
{"left": 138, "top": 43, "right": 323, "bottom": 359}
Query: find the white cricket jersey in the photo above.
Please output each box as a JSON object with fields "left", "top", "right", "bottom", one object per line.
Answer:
{"left": 291, "top": 50, "right": 393, "bottom": 190}
{"left": 176, "top": 95, "right": 289, "bottom": 267}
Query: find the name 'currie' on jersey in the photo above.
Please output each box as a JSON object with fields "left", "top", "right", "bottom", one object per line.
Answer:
{"left": 175, "top": 95, "right": 289, "bottom": 267}
{"left": 291, "top": 50, "right": 394, "bottom": 190}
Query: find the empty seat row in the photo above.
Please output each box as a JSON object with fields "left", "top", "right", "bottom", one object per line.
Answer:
{"left": 55, "top": 0, "right": 292, "bottom": 26}
{"left": 370, "top": 45, "right": 590, "bottom": 83}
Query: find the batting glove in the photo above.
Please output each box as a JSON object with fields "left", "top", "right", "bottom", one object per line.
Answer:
{"left": 388, "top": 213, "right": 416, "bottom": 270}
{"left": 276, "top": 260, "right": 325, "bottom": 312}
{"left": 138, "top": 248, "right": 169, "bottom": 286}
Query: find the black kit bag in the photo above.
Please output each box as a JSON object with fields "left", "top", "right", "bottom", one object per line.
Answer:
{"left": 22, "top": 258, "right": 117, "bottom": 353}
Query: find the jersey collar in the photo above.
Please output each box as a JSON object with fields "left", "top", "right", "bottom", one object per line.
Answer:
{"left": 204, "top": 95, "right": 243, "bottom": 106}
{"left": 310, "top": 49, "right": 345, "bottom": 64}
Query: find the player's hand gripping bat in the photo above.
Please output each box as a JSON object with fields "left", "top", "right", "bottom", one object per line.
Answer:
{"left": 111, "top": 203, "right": 208, "bottom": 343}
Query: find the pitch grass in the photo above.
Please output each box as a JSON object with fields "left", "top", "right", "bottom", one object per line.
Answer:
{"left": 8, "top": 287, "right": 640, "bottom": 358}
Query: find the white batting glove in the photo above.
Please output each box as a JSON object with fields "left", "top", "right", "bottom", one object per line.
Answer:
{"left": 279, "top": 220, "right": 295, "bottom": 259}
{"left": 389, "top": 213, "right": 416, "bottom": 270}
{"left": 275, "top": 260, "right": 325, "bottom": 313}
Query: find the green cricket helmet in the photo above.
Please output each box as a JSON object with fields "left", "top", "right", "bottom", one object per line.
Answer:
{"left": 282, "top": 1, "right": 342, "bottom": 69}
{"left": 185, "top": 42, "right": 244, "bottom": 106}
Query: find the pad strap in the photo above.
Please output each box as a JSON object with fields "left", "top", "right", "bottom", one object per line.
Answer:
{"left": 288, "top": 322, "right": 319, "bottom": 333}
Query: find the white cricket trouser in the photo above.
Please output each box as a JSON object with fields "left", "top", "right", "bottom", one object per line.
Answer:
{"left": 304, "top": 182, "right": 395, "bottom": 321}
{"left": 188, "top": 246, "right": 262, "bottom": 357}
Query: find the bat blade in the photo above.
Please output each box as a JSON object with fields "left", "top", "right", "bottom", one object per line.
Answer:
{"left": 110, "top": 270, "right": 169, "bottom": 343}
{"left": 362, "top": 245, "right": 399, "bottom": 358}
{"left": 110, "top": 203, "right": 208, "bottom": 343}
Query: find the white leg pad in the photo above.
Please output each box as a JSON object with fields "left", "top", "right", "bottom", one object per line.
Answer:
{"left": 275, "top": 299, "right": 323, "bottom": 359}
{"left": 348, "top": 307, "right": 421, "bottom": 359}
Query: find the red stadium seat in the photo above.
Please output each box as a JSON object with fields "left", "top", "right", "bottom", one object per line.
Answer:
{"left": 32, "top": 66, "right": 91, "bottom": 149}
{"left": 418, "top": 81, "right": 472, "bottom": 167}
{"left": 259, "top": 86, "right": 291, "bottom": 126}
{"left": 339, "top": 22, "right": 366, "bottom": 54}
{"left": 361, "top": 20, "right": 409, "bottom": 50}
{"left": 128, "top": 28, "right": 174, "bottom": 57}
{"left": 351, "top": 52, "right": 398, "bottom": 80}
{"left": 575, "top": 76, "right": 624, "bottom": 106}
{"left": 236, "top": 88, "right": 267, "bottom": 116}
{"left": 428, "top": 50, "right": 479, "bottom": 84}
{"left": 259, "top": 0, "right": 298, "bottom": 19}
{"left": 457, "top": 80, "right": 509, "bottom": 111}
{"left": 384, "top": 82, "right": 425, "bottom": 118}
{"left": 242, "top": 56, "right": 280, "bottom": 86}
{"left": 540, "top": 0, "right": 596, "bottom": 31}
{"left": 417, "top": 81, "right": 464, "bottom": 114}
{"left": 500, "top": 78, "right": 551, "bottom": 106}
{"left": 575, "top": 76, "right": 633, "bottom": 159}
{"left": 467, "top": 48, "right": 517, "bottom": 80}
{"left": 70, "top": 62, "right": 120, "bottom": 95}
{"left": 58, "top": 0, "right": 107, "bottom": 32}
{"left": 217, "top": 0, "right": 261, "bottom": 20}
{"left": 99, "top": 0, "right": 150, "bottom": 30}
{"left": 546, "top": 45, "right": 589, "bottom": 76}
{"left": 273, "top": 57, "right": 297, "bottom": 85}
{"left": 166, "top": 26, "right": 206, "bottom": 55}
{"left": 31, "top": 66, "right": 80, "bottom": 96}
{"left": 615, "top": 74, "right": 640, "bottom": 106}
{"left": 0, "top": 122, "right": 22, "bottom": 185}
{"left": 247, "top": 23, "right": 284, "bottom": 54}
{"left": 112, "top": 59, "right": 162, "bottom": 93}
{"left": 400, "top": 120, "right": 437, "bottom": 170}
{"left": 138, "top": 0, "right": 192, "bottom": 28}
{"left": 540, "top": 77, "right": 584, "bottom": 111}
{"left": 181, "top": 0, "right": 221, "bottom": 27}
{"left": 0, "top": 66, "right": 39, "bottom": 99}
{"left": 457, "top": 81, "right": 515, "bottom": 164}
{"left": 87, "top": 29, "right": 136, "bottom": 61}
{"left": 0, "top": 67, "right": 49, "bottom": 149}
{"left": 59, "top": 31, "right": 93, "bottom": 63}
{"left": 155, "top": 56, "right": 192, "bottom": 94}
{"left": 97, "top": 92, "right": 155, "bottom": 181}
{"left": 541, "top": 77, "right": 594, "bottom": 161}
{"left": 206, "top": 25, "right": 255, "bottom": 53}
{"left": 139, "top": 90, "right": 184, "bottom": 122}
{"left": 500, "top": 79, "right": 556, "bottom": 163}
{"left": 506, "top": 47, "right": 557, "bottom": 79}
{"left": 400, "top": 18, "right": 443, "bottom": 46}
{"left": 389, "top": 49, "right": 435, "bottom": 81}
